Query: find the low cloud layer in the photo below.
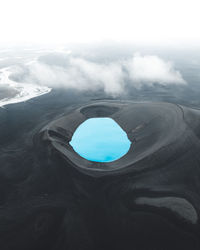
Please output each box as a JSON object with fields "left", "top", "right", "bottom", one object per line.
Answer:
{"left": 11, "top": 53, "right": 186, "bottom": 96}
{"left": 125, "top": 53, "right": 186, "bottom": 87}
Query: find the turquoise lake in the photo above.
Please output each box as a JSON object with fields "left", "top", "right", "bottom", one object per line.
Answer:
{"left": 69, "top": 118, "right": 131, "bottom": 162}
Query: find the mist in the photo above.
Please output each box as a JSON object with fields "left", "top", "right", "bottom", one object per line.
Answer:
{"left": 9, "top": 52, "right": 186, "bottom": 96}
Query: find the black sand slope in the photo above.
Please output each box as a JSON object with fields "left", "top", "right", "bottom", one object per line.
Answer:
{"left": 1, "top": 93, "right": 200, "bottom": 250}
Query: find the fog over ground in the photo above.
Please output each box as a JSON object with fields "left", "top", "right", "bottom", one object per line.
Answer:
{"left": 15, "top": 52, "right": 186, "bottom": 96}
{"left": 0, "top": 46, "right": 186, "bottom": 99}
{"left": 1, "top": 44, "right": 200, "bottom": 107}
{"left": 1, "top": 0, "right": 200, "bottom": 107}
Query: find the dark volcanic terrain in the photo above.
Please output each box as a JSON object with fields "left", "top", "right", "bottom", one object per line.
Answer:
{"left": 1, "top": 89, "right": 200, "bottom": 250}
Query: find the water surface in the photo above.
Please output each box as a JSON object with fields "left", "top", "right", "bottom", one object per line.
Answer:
{"left": 70, "top": 117, "right": 131, "bottom": 162}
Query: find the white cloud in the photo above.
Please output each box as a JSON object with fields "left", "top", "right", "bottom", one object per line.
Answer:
{"left": 70, "top": 57, "right": 124, "bottom": 94}
{"left": 125, "top": 53, "right": 186, "bottom": 87}
{"left": 20, "top": 57, "right": 125, "bottom": 96}
{"left": 12, "top": 53, "right": 186, "bottom": 96}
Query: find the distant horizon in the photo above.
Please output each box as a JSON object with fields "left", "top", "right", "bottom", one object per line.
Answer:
{"left": 1, "top": 0, "right": 200, "bottom": 46}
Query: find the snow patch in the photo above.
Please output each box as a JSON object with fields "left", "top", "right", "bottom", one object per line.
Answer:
{"left": 0, "top": 67, "right": 51, "bottom": 108}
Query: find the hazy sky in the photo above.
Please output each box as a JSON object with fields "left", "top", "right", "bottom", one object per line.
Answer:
{"left": 0, "top": 0, "right": 200, "bottom": 46}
